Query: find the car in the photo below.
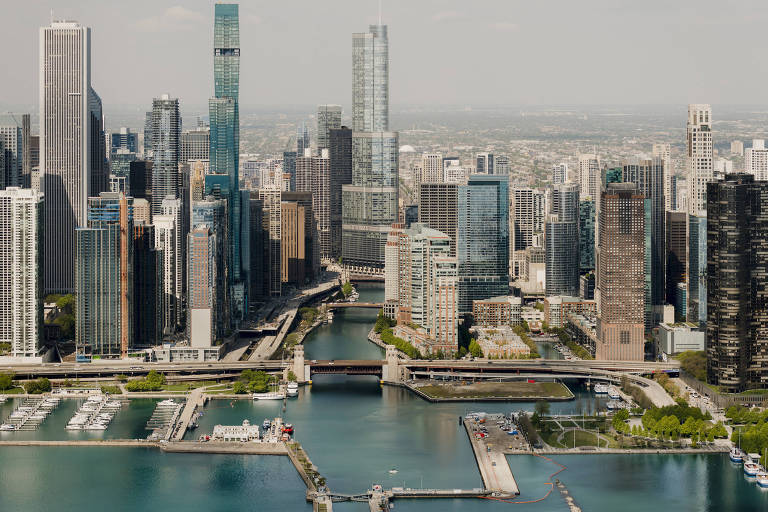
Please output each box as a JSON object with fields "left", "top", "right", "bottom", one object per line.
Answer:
{"left": 310, "top": 360, "right": 317, "bottom": 364}
{"left": 328, "top": 360, "right": 335, "bottom": 365}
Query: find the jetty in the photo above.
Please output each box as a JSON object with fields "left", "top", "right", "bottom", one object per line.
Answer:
{"left": 171, "top": 389, "right": 207, "bottom": 441}
{"left": 463, "top": 418, "right": 520, "bottom": 496}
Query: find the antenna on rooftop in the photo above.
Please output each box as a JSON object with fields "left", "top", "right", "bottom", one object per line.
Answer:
{"left": 378, "top": 0, "right": 382, "bottom": 25}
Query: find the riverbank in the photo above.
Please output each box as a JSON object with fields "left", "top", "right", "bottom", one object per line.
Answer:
{"left": 409, "top": 380, "right": 574, "bottom": 402}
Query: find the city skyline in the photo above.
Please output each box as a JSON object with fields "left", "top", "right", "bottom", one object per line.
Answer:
{"left": 4, "top": 1, "right": 768, "bottom": 112}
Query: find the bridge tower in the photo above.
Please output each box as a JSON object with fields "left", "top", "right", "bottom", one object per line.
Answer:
{"left": 293, "top": 345, "right": 308, "bottom": 383}
{"left": 382, "top": 345, "right": 402, "bottom": 383}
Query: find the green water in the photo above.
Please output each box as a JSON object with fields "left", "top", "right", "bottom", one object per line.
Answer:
{"left": 2, "top": 283, "right": 767, "bottom": 511}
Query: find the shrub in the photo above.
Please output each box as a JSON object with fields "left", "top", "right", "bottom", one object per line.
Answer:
{"left": 25, "top": 378, "right": 52, "bottom": 394}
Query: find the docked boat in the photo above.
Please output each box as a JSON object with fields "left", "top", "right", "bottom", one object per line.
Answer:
{"left": 756, "top": 471, "right": 768, "bottom": 488}
{"left": 253, "top": 392, "right": 285, "bottom": 400}
{"left": 0, "top": 396, "right": 7, "bottom": 404}
{"left": 286, "top": 382, "right": 299, "bottom": 397}
{"left": 262, "top": 419, "right": 271, "bottom": 430}
{"left": 744, "top": 462, "right": 762, "bottom": 477}
{"left": 158, "top": 399, "right": 177, "bottom": 407}
{"left": 0, "top": 424, "right": 16, "bottom": 431}
{"left": 282, "top": 423, "right": 294, "bottom": 434}
{"left": 730, "top": 447, "right": 746, "bottom": 463}
{"left": 607, "top": 387, "right": 621, "bottom": 400}
{"left": 594, "top": 383, "right": 609, "bottom": 394}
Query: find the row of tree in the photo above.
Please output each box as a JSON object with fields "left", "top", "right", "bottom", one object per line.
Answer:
{"left": 124, "top": 370, "right": 166, "bottom": 391}
{"left": 726, "top": 405, "right": 768, "bottom": 425}
{"left": 233, "top": 370, "right": 277, "bottom": 394}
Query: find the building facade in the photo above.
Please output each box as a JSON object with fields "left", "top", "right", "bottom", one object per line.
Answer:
{"left": 317, "top": 105, "right": 342, "bottom": 151}
{"left": 545, "top": 182, "right": 579, "bottom": 297}
{"left": 418, "top": 182, "right": 458, "bottom": 256}
{"left": 686, "top": 104, "right": 714, "bottom": 215}
{"left": 150, "top": 95, "right": 181, "bottom": 215}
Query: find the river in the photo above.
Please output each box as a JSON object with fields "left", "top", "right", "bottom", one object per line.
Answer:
{"left": 1, "top": 283, "right": 766, "bottom": 511}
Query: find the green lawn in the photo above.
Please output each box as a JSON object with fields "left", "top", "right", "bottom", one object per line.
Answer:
{"left": 417, "top": 381, "right": 572, "bottom": 400}
{"left": 160, "top": 380, "right": 218, "bottom": 391}
{"left": 1, "top": 387, "right": 24, "bottom": 395}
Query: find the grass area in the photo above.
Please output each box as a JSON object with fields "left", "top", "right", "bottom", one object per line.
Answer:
{"left": 1, "top": 386, "right": 25, "bottom": 394}
{"left": 205, "top": 388, "right": 236, "bottom": 395}
{"left": 158, "top": 380, "right": 218, "bottom": 392}
{"left": 544, "top": 429, "right": 609, "bottom": 448}
{"left": 417, "top": 381, "right": 571, "bottom": 400}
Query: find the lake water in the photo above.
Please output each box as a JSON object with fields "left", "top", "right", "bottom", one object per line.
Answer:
{"left": 1, "top": 283, "right": 766, "bottom": 511}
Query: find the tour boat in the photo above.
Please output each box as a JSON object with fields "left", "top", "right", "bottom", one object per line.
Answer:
{"left": 730, "top": 447, "right": 745, "bottom": 463}
{"left": 286, "top": 382, "right": 299, "bottom": 397}
{"left": 252, "top": 392, "right": 285, "bottom": 401}
{"left": 594, "top": 383, "right": 609, "bottom": 394}
{"left": 756, "top": 471, "right": 768, "bottom": 488}
{"left": 744, "top": 462, "right": 762, "bottom": 477}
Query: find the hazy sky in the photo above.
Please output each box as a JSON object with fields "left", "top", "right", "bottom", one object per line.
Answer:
{"left": 2, "top": 0, "right": 768, "bottom": 111}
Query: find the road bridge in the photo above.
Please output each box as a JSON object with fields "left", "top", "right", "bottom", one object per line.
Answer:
{"left": 326, "top": 302, "right": 383, "bottom": 309}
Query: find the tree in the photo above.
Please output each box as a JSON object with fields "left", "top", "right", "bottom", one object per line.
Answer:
{"left": 287, "top": 370, "right": 297, "bottom": 382}
{"left": 232, "top": 381, "right": 247, "bottom": 394}
{"left": 468, "top": 339, "right": 483, "bottom": 358}
{"left": 0, "top": 372, "right": 14, "bottom": 391}
{"left": 25, "top": 378, "right": 51, "bottom": 394}
{"left": 534, "top": 400, "right": 550, "bottom": 418}
{"left": 341, "top": 281, "right": 353, "bottom": 297}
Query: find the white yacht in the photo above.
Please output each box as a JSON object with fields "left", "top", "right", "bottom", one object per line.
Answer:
{"left": 286, "top": 382, "right": 299, "bottom": 397}
{"left": 756, "top": 471, "right": 768, "bottom": 488}
{"left": 607, "top": 387, "right": 621, "bottom": 399}
{"left": 744, "top": 462, "right": 763, "bottom": 477}
{"left": 0, "top": 423, "right": 16, "bottom": 431}
{"left": 253, "top": 392, "right": 285, "bottom": 400}
{"left": 730, "top": 447, "right": 746, "bottom": 463}
{"left": 594, "top": 383, "right": 609, "bottom": 394}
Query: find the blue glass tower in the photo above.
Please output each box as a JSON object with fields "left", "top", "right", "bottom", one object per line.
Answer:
{"left": 209, "top": 4, "right": 241, "bottom": 294}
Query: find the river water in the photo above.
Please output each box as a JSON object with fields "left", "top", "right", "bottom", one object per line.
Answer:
{"left": 1, "top": 283, "right": 767, "bottom": 511}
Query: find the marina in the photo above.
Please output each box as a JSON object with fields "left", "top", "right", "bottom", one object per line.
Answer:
{"left": 0, "top": 397, "right": 60, "bottom": 431}
{"left": 145, "top": 399, "right": 184, "bottom": 441}
{"left": 65, "top": 395, "right": 123, "bottom": 431}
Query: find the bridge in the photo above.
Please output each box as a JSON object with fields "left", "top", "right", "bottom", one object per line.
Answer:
{"left": 326, "top": 302, "right": 383, "bottom": 309}
{"left": 308, "top": 359, "right": 384, "bottom": 377}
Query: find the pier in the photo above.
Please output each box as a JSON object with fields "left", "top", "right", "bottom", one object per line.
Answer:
{"left": 463, "top": 418, "right": 520, "bottom": 496}
{"left": 171, "top": 389, "right": 207, "bottom": 441}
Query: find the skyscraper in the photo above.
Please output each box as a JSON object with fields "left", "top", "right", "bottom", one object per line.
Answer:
{"left": 76, "top": 192, "right": 133, "bottom": 358}
{"left": 512, "top": 187, "right": 545, "bottom": 251}
{"left": 457, "top": 175, "right": 509, "bottom": 314}
{"left": 578, "top": 154, "right": 600, "bottom": 201}
{"left": 686, "top": 104, "right": 713, "bottom": 215}
{"left": 476, "top": 153, "right": 494, "bottom": 174}
{"left": 744, "top": 139, "right": 768, "bottom": 181}
{"left": 132, "top": 224, "right": 160, "bottom": 348}
{"left": 296, "top": 122, "right": 310, "bottom": 157}
{"left": 418, "top": 182, "right": 458, "bottom": 256}
{"left": 0, "top": 113, "right": 26, "bottom": 188}
{"left": 209, "top": 3, "right": 242, "bottom": 287}
{"left": 420, "top": 153, "right": 443, "bottom": 183}
{"left": 545, "top": 183, "right": 579, "bottom": 297}
{"left": 40, "top": 21, "right": 107, "bottom": 292}
{"left": 296, "top": 149, "right": 331, "bottom": 259}
{"left": 706, "top": 174, "right": 768, "bottom": 392}
{"left": 579, "top": 200, "right": 595, "bottom": 272}
{"left": 623, "top": 157, "right": 665, "bottom": 327}
{"left": 652, "top": 143, "right": 674, "bottom": 212}
{"left": 181, "top": 125, "right": 210, "bottom": 163}
{"left": 341, "top": 23, "right": 398, "bottom": 268}
{"left": 188, "top": 226, "right": 216, "bottom": 348}
{"left": 317, "top": 105, "right": 342, "bottom": 152}
{"left": 595, "top": 183, "right": 645, "bottom": 360}
{"left": 0, "top": 188, "right": 43, "bottom": 359}
{"left": 552, "top": 163, "right": 568, "bottom": 185}
{"left": 150, "top": 95, "right": 181, "bottom": 214}
{"left": 155, "top": 197, "right": 184, "bottom": 335}
{"left": 329, "top": 126, "right": 352, "bottom": 259}
{"left": 688, "top": 213, "right": 707, "bottom": 325}
{"left": 666, "top": 211, "right": 687, "bottom": 318}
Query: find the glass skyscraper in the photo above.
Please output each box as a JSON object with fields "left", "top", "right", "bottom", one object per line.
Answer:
{"left": 457, "top": 175, "right": 509, "bottom": 314}
{"left": 545, "top": 183, "right": 580, "bottom": 297}
{"left": 342, "top": 24, "right": 398, "bottom": 268}
{"left": 209, "top": 3, "right": 242, "bottom": 290}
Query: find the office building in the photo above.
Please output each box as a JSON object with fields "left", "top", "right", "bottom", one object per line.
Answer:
{"left": 731, "top": 140, "right": 744, "bottom": 156}
{"left": 420, "top": 153, "right": 443, "bottom": 183}
{"left": 623, "top": 157, "right": 665, "bottom": 327}
{"left": 443, "top": 158, "right": 466, "bottom": 184}
{"left": 296, "top": 122, "right": 310, "bottom": 157}
{"left": 457, "top": 175, "right": 509, "bottom": 314}
{"left": 495, "top": 155, "right": 510, "bottom": 175}
{"left": 281, "top": 199, "right": 307, "bottom": 285}
{"left": 75, "top": 193, "right": 133, "bottom": 358}
{"left": 512, "top": 187, "right": 545, "bottom": 252}
{"left": 652, "top": 143, "right": 674, "bottom": 212}
{"left": 476, "top": 153, "right": 494, "bottom": 174}
{"left": 706, "top": 174, "right": 768, "bottom": 392}
{"left": 686, "top": 104, "right": 714, "bottom": 215}
{"left": 329, "top": 126, "right": 352, "bottom": 259}
{"left": 744, "top": 139, "right": 768, "bottom": 181}
{"left": 110, "top": 127, "right": 138, "bottom": 155}
{"left": 40, "top": 21, "right": 108, "bottom": 292}
{"left": 666, "top": 211, "right": 687, "bottom": 318}
{"left": 579, "top": 200, "right": 595, "bottom": 272}
{"left": 256, "top": 188, "right": 282, "bottom": 296}
{"left": 192, "top": 197, "right": 229, "bottom": 333}
{"left": 342, "top": 24, "right": 398, "bottom": 268}
{"left": 317, "top": 105, "right": 342, "bottom": 151}
{"left": 0, "top": 188, "right": 43, "bottom": 359}
{"left": 132, "top": 224, "right": 160, "bottom": 347}
{"left": 595, "top": 183, "right": 645, "bottom": 360}
{"left": 545, "top": 183, "right": 579, "bottom": 297}
{"left": 282, "top": 150, "right": 296, "bottom": 191}
{"left": 150, "top": 95, "right": 181, "bottom": 215}
{"left": 418, "top": 182, "right": 458, "bottom": 256}
{"left": 155, "top": 197, "right": 184, "bottom": 335}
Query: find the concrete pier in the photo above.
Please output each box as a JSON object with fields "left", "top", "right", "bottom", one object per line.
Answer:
{"left": 171, "top": 389, "right": 206, "bottom": 441}
{"left": 463, "top": 419, "right": 520, "bottom": 495}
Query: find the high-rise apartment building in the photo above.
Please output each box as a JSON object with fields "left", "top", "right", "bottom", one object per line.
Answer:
{"left": 76, "top": 193, "right": 133, "bottom": 358}
{"left": 342, "top": 24, "right": 398, "bottom": 268}
{"left": 579, "top": 200, "right": 595, "bottom": 272}
{"left": 744, "top": 139, "right": 768, "bottom": 181}
{"left": 706, "top": 174, "right": 768, "bottom": 392}
{"left": 731, "top": 140, "right": 744, "bottom": 156}
{"left": 188, "top": 226, "right": 216, "bottom": 348}
{"left": 545, "top": 183, "right": 579, "bottom": 297}
{"left": 495, "top": 155, "right": 510, "bottom": 175}
{"left": 110, "top": 128, "right": 139, "bottom": 155}
{"left": 296, "top": 149, "right": 331, "bottom": 259}
{"left": 0, "top": 188, "right": 43, "bottom": 359}
{"left": 317, "top": 105, "right": 342, "bottom": 152}
{"left": 40, "top": 21, "right": 107, "bottom": 292}
{"left": 150, "top": 95, "right": 181, "bottom": 215}
{"left": 296, "top": 122, "right": 310, "bottom": 157}
{"left": 181, "top": 126, "right": 210, "bottom": 163}
{"left": 552, "top": 163, "right": 568, "bottom": 185}
{"left": 132, "top": 224, "right": 160, "bottom": 348}
{"left": 192, "top": 197, "right": 229, "bottom": 335}
{"left": 512, "top": 188, "right": 545, "bottom": 251}
{"left": 688, "top": 213, "right": 707, "bottom": 325}
{"left": 653, "top": 143, "right": 674, "bottom": 212}
{"left": 595, "top": 183, "right": 645, "bottom": 360}
{"left": 666, "top": 211, "right": 687, "bottom": 317}
{"left": 155, "top": 197, "right": 184, "bottom": 335}
{"left": 418, "top": 182, "right": 458, "bottom": 256}
{"left": 0, "top": 114, "right": 27, "bottom": 188}
{"left": 209, "top": 3, "right": 242, "bottom": 291}
{"left": 578, "top": 154, "right": 600, "bottom": 200}
{"left": 686, "top": 104, "right": 713, "bottom": 215}
{"left": 420, "top": 153, "right": 443, "bottom": 183}
{"left": 457, "top": 175, "right": 509, "bottom": 314}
